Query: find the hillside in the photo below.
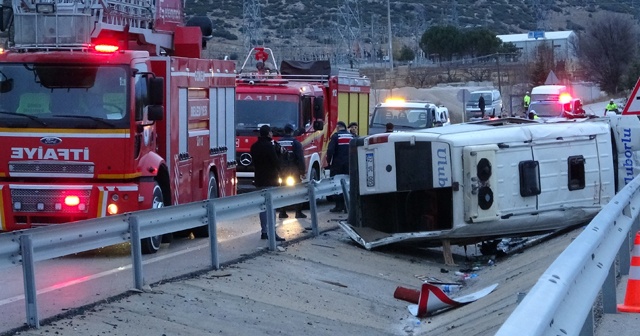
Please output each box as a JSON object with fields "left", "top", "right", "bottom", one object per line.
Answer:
{"left": 191, "top": 0, "right": 638, "bottom": 60}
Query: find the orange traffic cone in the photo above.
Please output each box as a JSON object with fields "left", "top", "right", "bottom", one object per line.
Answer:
{"left": 618, "top": 232, "right": 640, "bottom": 313}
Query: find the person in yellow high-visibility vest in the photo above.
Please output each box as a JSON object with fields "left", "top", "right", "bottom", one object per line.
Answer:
{"left": 523, "top": 91, "right": 531, "bottom": 111}
{"left": 605, "top": 99, "right": 618, "bottom": 113}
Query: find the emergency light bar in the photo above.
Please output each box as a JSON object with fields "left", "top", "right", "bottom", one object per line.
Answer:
{"left": 559, "top": 93, "right": 572, "bottom": 104}
{"left": 94, "top": 44, "right": 119, "bottom": 53}
{"left": 384, "top": 98, "right": 406, "bottom": 104}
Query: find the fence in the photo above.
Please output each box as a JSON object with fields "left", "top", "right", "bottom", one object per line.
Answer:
{"left": 0, "top": 175, "right": 349, "bottom": 328}
{"left": 497, "top": 174, "right": 640, "bottom": 336}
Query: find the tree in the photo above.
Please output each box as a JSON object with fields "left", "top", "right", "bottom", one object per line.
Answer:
{"left": 530, "top": 43, "right": 554, "bottom": 86}
{"left": 420, "top": 25, "right": 463, "bottom": 61}
{"left": 462, "top": 27, "right": 502, "bottom": 57}
{"left": 397, "top": 45, "right": 415, "bottom": 62}
{"left": 576, "top": 13, "right": 638, "bottom": 94}
{"left": 622, "top": 60, "right": 640, "bottom": 92}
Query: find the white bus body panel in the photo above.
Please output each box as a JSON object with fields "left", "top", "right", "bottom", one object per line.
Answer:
{"left": 345, "top": 117, "right": 635, "bottom": 249}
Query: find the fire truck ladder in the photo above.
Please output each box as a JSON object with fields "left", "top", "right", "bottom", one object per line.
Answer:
{"left": 11, "top": 0, "right": 172, "bottom": 53}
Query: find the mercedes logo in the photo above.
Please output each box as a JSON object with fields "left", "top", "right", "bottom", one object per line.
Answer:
{"left": 240, "top": 153, "right": 252, "bottom": 166}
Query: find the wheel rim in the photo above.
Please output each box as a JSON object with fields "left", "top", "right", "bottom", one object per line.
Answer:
{"left": 148, "top": 185, "right": 163, "bottom": 250}
{"left": 208, "top": 176, "right": 218, "bottom": 199}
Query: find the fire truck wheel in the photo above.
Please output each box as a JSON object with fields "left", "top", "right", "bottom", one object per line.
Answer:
{"left": 193, "top": 173, "right": 219, "bottom": 238}
{"left": 310, "top": 166, "right": 320, "bottom": 182}
{"left": 141, "top": 183, "right": 164, "bottom": 254}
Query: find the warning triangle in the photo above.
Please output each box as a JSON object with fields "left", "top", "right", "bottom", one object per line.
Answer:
{"left": 544, "top": 71, "right": 560, "bottom": 85}
{"left": 623, "top": 77, "right": 640, "bottom": 115}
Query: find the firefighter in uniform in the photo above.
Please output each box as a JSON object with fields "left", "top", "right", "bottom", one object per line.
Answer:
{"left": 327, "top": 121, "right": 353, "bottom": 213}
{"left": 605, "top": 99, "right": 618, "bottom": 113}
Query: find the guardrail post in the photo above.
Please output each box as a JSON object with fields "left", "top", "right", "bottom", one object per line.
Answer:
{"left": 207, "top": 201, "right": 219, "bottom": 270}
{"left": 265, "top": 191, "right": 276, "bottom": 251}
{"left": 579, "top": 306, "right": 594, "bottom": 336}
{"left": 20, "top": 234, "right": 39, "bottom": 328}
{"left": 129, "top": 216, "right": 144, "bottom": 290}
{"left": 340, "top": 177, "right": 349, "bottom": 213}
{"left": 602, "top": 262, "right": 618, "bottom": 314}
{"left": 308, "top": 180, "right": 319, "bottom": 236}
{"left": 620, "top": 230, "right": 631, "bottom": 276}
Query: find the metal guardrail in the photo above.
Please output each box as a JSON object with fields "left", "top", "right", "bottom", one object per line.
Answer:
{"left": 497, "top": 174, "right": 640, "bottom": 336}
{"left": 0, "top": 175, "right": 349, "bottom": 328}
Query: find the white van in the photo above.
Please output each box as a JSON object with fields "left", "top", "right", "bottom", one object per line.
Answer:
{"left": 465, "top": 89, "right": 503, "bottom": 120}
{"left": 530, "top": 85, "right": 568, "bottom": 102}
{"left": 528, "top": 85, "right": 582, "bottom": 119}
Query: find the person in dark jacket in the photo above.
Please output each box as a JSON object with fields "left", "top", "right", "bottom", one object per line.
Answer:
{"left": 250, "top": 125, "right": 285, "bottom": 241}
{"left": 326, "top": 121, "right": 353, "bottom": 213}
{"left": 278, "top": 124, "right": 307, "bottom": 219}
{"left": 478, "top": 95, "right": 486, "bottom": 118}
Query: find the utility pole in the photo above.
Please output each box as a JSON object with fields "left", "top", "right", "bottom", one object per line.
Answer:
{"left": 387, "top": 0, "right": 393, "bottom": 71}
{"left": 496, "top": 54, "right": 502, "bottom": 97}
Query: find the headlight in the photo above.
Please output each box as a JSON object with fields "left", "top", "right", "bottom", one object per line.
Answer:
{"left": 285, "top": 175, "right": 295, "bottom": 186}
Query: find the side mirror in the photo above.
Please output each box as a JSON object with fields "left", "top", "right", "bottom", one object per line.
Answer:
{"left": 313, "top": 120, "right": 324, "bottom": 131}
{"left": 149, "top": 77, "right": 164, "bottom": 106}
{"left": 148, "top": 105, "right": 164, "bottom": 121}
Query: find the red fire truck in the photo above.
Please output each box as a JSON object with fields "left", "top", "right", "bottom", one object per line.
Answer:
{"left": 0, "top": 0, "right": 236, "bottom": 253}
{"left": 235, "top": 47, "right": 370, "bottom": 191}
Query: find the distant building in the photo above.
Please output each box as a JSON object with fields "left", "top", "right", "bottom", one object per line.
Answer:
{"left": 496, "top": 30, "right": 577, "bottom": 63}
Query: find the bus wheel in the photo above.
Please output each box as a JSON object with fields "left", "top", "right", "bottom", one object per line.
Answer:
{"left": 141, "top": 183, "right": 164, "bottom": 254}
{"left": 193, "top": 173, "right": 218, "bottom": 238}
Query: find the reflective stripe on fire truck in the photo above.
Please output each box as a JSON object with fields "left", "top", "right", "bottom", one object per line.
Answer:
{"left": 172, "top": 71, "right": 237, "bottom": 79}
{"left": 0, "top": 129, "right": 130, "bottom": 138}
{"left": 96, "top": 172, "right": 142, "bottom": 179}
{"left": 173, "top": 154, "right": 180, "bottom": 205}
{"left": 9, "top": 184, "right": 93, "bottom": 190}
{"left": 299, "top": 130, "right": 324, "bottom": 146}
{"left": 0, "top": 185, "right": 5, "bottom": 231}
{"left": 97, "top": 187, "right": 108, "bottom": 217}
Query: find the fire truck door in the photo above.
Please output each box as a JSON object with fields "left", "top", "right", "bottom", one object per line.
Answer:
{"left": 176, "top": 88, "right": 192, "bottom": 204}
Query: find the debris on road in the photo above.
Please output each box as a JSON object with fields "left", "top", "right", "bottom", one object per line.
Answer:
{"left": 407, "top": 282, "right": 499, "bottom": 317}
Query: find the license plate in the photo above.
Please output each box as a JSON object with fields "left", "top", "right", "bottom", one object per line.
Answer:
{"left": 365, "top": 152, "right": 375, "bottom": 187}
